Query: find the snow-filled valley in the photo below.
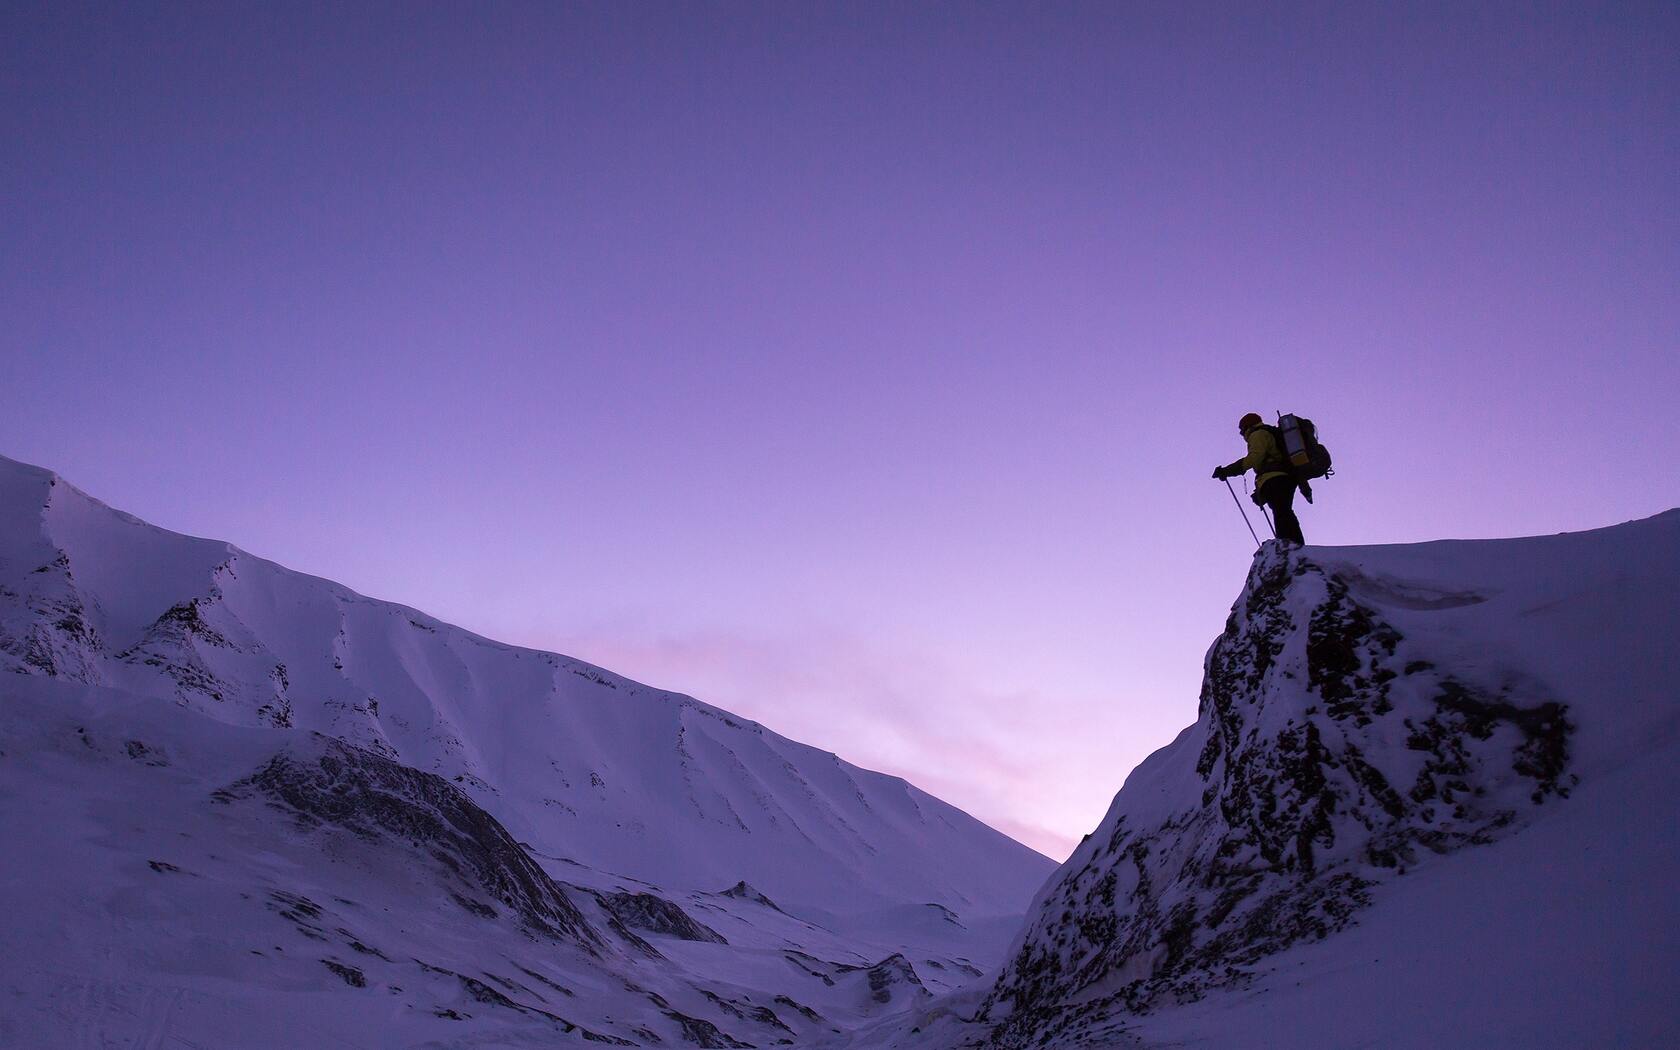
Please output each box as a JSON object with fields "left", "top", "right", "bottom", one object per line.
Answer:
{"left": 2, "top": 449, "right": 1676, "bottom": 1049}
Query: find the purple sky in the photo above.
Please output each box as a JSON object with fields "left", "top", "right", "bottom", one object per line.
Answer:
{"left": 5, "top": 3, "right": 1676, "bottom": 857}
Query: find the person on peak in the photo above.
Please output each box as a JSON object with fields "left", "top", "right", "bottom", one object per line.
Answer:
{"left": 1213, "top": 412, "right": 1305, "bottom": 546}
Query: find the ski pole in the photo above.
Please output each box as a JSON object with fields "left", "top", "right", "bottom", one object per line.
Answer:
{"left": 1223, "top": 477, "right": 1261, "bottom": 549}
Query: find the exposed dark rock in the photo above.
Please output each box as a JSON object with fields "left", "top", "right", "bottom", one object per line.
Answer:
{"left": 718, "top": 880, "right": 783, "bottom": 912}
{"left": 572, "top": 666, "right": 618, "bottom": 689}
{"left": 322, "top": 960, "right": 366, "bottom": 987}
{"left": 781, "top": 951, "right": 836, "bottom": 985}
{"left": 602, "top": 913, "right": 665, "bottom": 959}
{"left": 604, "top": 891, "right": 728, "bottom": 944}
{"left": 515, "top": 964, "right": 576, "bottom": 998}
{"left": 923, "top": 902, "right": 966, "bottom": 927}
{"left": 837, "top": 953, "right": 929, "bottom": 1004}
{"left": 700, "top": 989, "right": 795, "bottom": 1035}
{"left": 417, "top": 961, "right": 633, "bottom": 1044}
{"left": 125, "top": 740, "right": 169, "bottom": 766}
{"left": 460, "top": 973, "right": 522, "bottom": 1007}
{"left": 979, "top": 544, "right": 1577, "bottom": 1048}
{"left": 341, "top": 934, "right": 390, "bottom": 960}
{"left": 155, "top": 599, "right": 234, "bottom": 648}
{"left": 270, "top": 890, "right": 322, "bottom": 921}
{"left": 772, "top": 995, "right": 825, "bottom": 1024}
{"left": 217, "top": 739, "right": 603, "bottom": 949}
{"left": 0, "top": 555, "right": 102, "bottom": 680}
{"left": 663, "top": 1009, "right": 753, "bottom": 1048}
{"left": 257, "top": 663, "right": 293, "bottom": 728}
{"left": 481, "top": 970, "right": 541, "bottom": 1001}
{"left": 267, "top": 890, "right": 330, "bottom": 941}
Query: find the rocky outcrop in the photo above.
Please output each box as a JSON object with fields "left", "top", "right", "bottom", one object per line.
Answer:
{"left": 979, "top": 543, "right": 1576, "bottom": 1048}
{"left": 0, "top": 542, "right": 296, "bottom": 727}
{"left": 604, "top": 891, "right": 728, "bottom": 943}
{"left": 837, "top": 953, "right": 930, "bottom": 1006}
{"left": 215, "top": 737, "right": 606, "bottom": 950}
{"left": 718, "top": 880, "right": 783, "bottom": 912}
{"left": 0, "top": 550, "right": 104, "bottom": 681}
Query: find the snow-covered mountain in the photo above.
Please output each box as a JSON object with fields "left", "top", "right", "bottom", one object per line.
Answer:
{"left": 2, "top": 672, "right": 1011, "bottom": 1046}
{"left": 843, "top": 512, "right": 1680, "bottom": 1049}
{"left": 0, "top": 453, "right": 1049, "bottom": 917}
{"left": 10, "top": 450, "right": 1673, "bottom": 1048}
{"left": 0, "top": 453, "right": 1054, "bottom": 1047}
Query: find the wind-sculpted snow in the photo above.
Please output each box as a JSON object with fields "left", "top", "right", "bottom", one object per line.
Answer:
{"left": 977, "top": 542, "right": 1585, "bottom": 1048}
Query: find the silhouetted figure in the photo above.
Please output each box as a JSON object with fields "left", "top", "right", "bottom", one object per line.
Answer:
{"left": 1213, "top": 412, "right": 1304, "bottom": 545}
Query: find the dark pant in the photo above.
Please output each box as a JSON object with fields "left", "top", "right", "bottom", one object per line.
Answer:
{"left": 1257, "top": 476, "right": 1304, "bottom": 545}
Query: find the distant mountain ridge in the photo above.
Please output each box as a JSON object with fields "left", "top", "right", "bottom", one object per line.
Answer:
{"left": 0, "top": 453, "right": 1051, "bottom": 917}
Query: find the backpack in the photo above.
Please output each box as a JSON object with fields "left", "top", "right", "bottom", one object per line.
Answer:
{"left": 1275, "top": 414, "right": 1333, "bottom": 481}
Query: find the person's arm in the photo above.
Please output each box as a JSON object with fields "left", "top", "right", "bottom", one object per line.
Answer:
{"left": 1218, "top": 430, "right": 1269, "bottom": 477}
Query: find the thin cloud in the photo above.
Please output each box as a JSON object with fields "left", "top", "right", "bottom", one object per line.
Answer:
{"left": 531, "top": 622, "right": 1142, "bottom": 861}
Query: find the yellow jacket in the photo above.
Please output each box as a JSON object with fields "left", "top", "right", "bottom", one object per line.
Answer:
{"left": 1225, "top": 427, "right": 1292, "bottom": 489}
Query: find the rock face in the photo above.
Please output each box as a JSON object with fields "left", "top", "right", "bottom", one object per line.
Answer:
{"left": 980, "top": 543, "right": 1576, "bottom": 1048}
{"left": 842, "top": 953, "right": 930, "bottom": 1006}
{"left": 718, "top": 880, "right": 784, "bottom": 912}
{"left": 215, "top": 737, "right": 606, "bottom": 949}
{"left": 604, "top": 892, "right": 728, "bottom": 944}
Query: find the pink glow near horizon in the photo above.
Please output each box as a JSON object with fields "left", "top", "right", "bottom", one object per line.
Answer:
{"left": 4, "top": 4, "right": 1676, "bottom": 859}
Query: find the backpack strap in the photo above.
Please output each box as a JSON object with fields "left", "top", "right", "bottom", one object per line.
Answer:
{"left": 1256, "top": 424, "right": 1292, "bottom": 477}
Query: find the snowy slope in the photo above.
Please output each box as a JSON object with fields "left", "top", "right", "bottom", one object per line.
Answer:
{"left": 0, "top": 451, "right": 1055, "bottom": 1048}
{"left": 0, "top": 673, "right": 999, "bottom": 1047}
{"left": 0, "top": 453, "right": 1051, "bottom": 921}
{"left": 844, "top": 512, "right": 1680, "bottom": 1049}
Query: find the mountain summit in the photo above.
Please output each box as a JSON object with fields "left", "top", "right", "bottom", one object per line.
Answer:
{"left": 859, "top": 511, "right": 1680, "bottom": 1049}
